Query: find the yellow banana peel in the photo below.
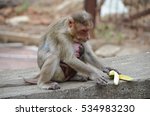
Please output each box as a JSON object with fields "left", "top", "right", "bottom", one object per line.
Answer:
{"left": 119, "top": 74, "right": 133, "bottom": 81}
{"left": 109, "top": 70, "right": 133, "bottom": 85}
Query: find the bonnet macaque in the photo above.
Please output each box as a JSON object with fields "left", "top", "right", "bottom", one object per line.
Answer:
{"left": 24, "top": 11, "right": 118, "bottom": 90}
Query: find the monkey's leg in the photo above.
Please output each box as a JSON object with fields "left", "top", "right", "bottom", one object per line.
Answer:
{"left": 37, "top": 55, "right": 61, "bottom": 90}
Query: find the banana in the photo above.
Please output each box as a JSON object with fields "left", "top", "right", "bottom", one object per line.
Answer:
{"left": 109, "top": 70, "right": 134, "bottom": 85}
{"left": 109, "top": 70, "right": 119, "bottom": 85}
{"left": 119, "top": 74, "right": 133, "bottom": 81}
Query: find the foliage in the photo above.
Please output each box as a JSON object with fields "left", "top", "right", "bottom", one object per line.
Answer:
{"left": 15, "top": 0, "right": 30, "bottom": 14}
{"left": 95, "top": 23, "right": 125, "bottom": 44}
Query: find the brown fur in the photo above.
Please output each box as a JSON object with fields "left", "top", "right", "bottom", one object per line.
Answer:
{"left": 24, "top": 11, "right": 109, "bottom": 90}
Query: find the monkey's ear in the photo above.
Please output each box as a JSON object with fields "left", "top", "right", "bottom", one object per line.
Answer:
{"left": 68, "top": 17, "right": 75, "bottom": 28}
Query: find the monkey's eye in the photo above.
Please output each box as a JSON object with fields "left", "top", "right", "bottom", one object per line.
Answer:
{"left": 81, "top": 21, "right": 89, "bottom": 26}
{"left": 82, "top": 21, "right": 93, "bottom": 27}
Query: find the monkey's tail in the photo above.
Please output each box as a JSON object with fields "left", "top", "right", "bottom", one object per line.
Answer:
{"left": 23, "top": 74, "right": 40, "bottom": 85}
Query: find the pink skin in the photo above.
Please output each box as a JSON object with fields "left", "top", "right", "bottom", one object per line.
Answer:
{"left": 73, "top": 43, "right": 81, "bottom": 58}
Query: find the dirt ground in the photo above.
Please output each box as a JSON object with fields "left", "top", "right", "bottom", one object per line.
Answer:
{"left": 0, "top": 0, "right": 149, "bottom": 71}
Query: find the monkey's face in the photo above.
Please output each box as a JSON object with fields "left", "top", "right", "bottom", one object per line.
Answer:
{"left": 74, "top": 21, "right": 93, "bottom": 43}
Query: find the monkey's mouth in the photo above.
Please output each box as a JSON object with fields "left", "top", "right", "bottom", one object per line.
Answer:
{"left": 79, "top": 30, "right": 89, "bottom": 36}
{"left": 76, "top": 30, "right": 89, "bottom": 42}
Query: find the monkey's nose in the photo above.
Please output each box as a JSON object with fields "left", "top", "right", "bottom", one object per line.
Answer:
{"left": 82, "top": 29, "right": 88, "bottom": 33}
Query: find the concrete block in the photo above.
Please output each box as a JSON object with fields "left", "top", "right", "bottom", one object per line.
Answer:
{"left": 0, "top": 52, "right": 150, "bottom": 99}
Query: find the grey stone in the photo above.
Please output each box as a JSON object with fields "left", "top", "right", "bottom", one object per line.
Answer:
{"left": 6, "top": 16, "right": 30, "bottom": 26}
{"left": 95, "top": 44, "right": 121, "bottom": 57}
{"left": 117, "top": 47, "right": 141, "bottom": 56}
{"left": 0, "top": 52, "right": 150, "bottom": 99}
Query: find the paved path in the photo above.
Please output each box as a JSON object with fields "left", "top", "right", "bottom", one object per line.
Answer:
{"left": 0, "top": 43, "right": 37, "bottom": 71}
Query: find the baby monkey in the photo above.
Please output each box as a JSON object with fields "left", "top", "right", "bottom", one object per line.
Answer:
{"left": 24, "top": 11, "right": 118, "bottom": 90}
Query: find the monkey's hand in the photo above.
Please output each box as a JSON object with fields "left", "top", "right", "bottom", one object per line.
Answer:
{"left": 90, "top": 71, "right": 108, "bottom": 86}
{"left": 102, "top": 67, "right": 121, "bottom": 75}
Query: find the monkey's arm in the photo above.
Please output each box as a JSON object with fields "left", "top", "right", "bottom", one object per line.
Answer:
{"left": 83, "top": 42, "right": 120, "bottom": 74}
{"left": 57, "top": 34, "right": 95, "bottom": 75}
{"left": 59, "top": 38, "right": 107, "bottom": 84}
{"left": 63, "top": 55, "right": 107, "bottom": 85}
{"left": 83, "top": 42, "right": 105, "bottom": 70}
{"left": 64, "top": 55, "right": 94, "bottom": 75}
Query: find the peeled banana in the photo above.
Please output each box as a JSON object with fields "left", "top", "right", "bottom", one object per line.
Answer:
{"left": 109, "top": 70, "right": 133, "bottom": 85}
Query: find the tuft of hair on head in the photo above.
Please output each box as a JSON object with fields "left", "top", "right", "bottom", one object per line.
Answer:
{"left": 71, "top": 10, "right": 93, "bottom": 24}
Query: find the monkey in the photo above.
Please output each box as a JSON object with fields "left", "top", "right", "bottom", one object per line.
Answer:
{"left": 24, "top": 11, "right": 119, "bottom": 90}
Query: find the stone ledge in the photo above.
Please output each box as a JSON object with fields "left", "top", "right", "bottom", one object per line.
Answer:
{"left": 0, "top": 52, "right": 150, "bottom": 99}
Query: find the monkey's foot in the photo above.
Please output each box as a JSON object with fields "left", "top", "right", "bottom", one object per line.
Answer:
{"left": 39, "top": 82, "right": 61, "bottom": 90}
{"left": 69, "top": 75, "right": 88, "bottom": 82}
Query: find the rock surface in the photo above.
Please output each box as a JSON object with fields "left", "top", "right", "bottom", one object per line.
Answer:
{"left": 0, "top": 52, "right": 150, "bottom": 99}
{"left": 95, "top": 44, "right": 121, "bottom": 57}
